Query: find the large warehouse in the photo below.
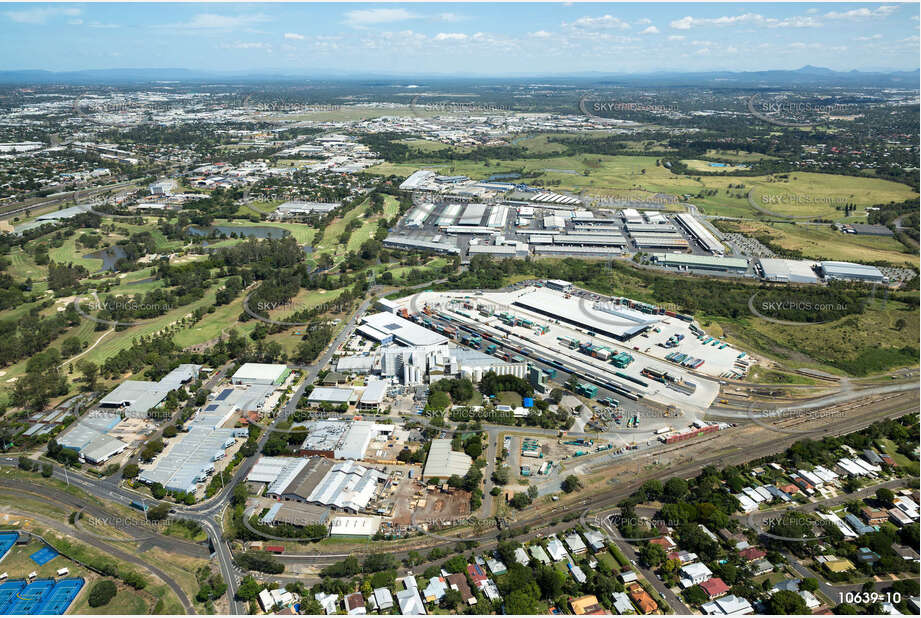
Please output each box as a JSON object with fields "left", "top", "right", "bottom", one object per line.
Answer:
{"left": 362, "top": 312, "right": 448, "bottom": 347}
{"left": 231, "top": 363, "right": 290, "bottom": 386}
{"left": 818, "top": 261, "right": 886, "bottom": 283}
{"left": 423, "top": 439, "right": 474, "bottom": 479}
{"left": 651, "top": 253, "right": 749, "bottom": 273}
{"left": 512, "top": 288, "right": 660, "bottom": 342}
{"left": 756, "top": 258, "right": 820, "bottom": 284}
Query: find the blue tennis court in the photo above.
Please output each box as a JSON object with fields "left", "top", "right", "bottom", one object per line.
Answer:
{"left": 1, "top": 579, "right": 54, "bottom": 615}
{"left": 29, "top": 547, "right": 58, "bottom": 566}
{"left": 0, "top": 533, "right": 17, "bottom": 564}
{"left": 32, "top": 578, "right": 84, "bottom": 615}
{"left": 0, "top": 580, "right": 27, "bottom": 614}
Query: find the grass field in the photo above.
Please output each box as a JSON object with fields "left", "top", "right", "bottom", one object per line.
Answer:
{"left": 71, "top": 585, "right": 151, "bottom": 615}
{"left": 682, "top": 159, "right": 751, "bottom": 173}
{"left": 721, "top": 219, "right": 917, "bottom": 267}
{"left": 721, "top": 298, "right": 919, "bottom": 377}
{"left": 366, "top": 151, "right": 918, "bottom": 221}
{"left": 876, "top": 438, "right": 919, "bottom": 476}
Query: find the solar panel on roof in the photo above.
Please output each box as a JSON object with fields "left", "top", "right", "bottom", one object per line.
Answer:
{"left": 205, "top": 404, "right": 219, "bottom": 411}
{"left": 215, "top": 389, "right": 232, "bottom": 401}
{"left": 383, "top": 323, "right": 400, "bottom": 330}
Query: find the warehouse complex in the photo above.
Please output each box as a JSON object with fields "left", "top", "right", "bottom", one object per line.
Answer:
{"left": 139, "top": 401, "right": 248, "bottom": 494}
{"left": 231, "top": 363, "right": 290, "bottom": 386}
{"left": 98, "top": 364, "right": 201, "bottom": 417}
{"left": 423, "top": 439, "right": 474, "bottom": 479}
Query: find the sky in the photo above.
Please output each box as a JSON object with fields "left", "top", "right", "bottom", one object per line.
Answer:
{"left": 0, "top": 2, "right": 918, "bottom": 74}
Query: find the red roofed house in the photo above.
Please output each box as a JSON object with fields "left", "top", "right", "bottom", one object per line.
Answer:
{"left": 738, "top": 547, "right": 767, "bottom": 562}
{"left": 699, "top": 578, "right": 730, "bottom": 600}
{"left": 649, "top": 536, "right": 676, "bottom": 551}
{"left": 466, "top": 563, "right": 487, "bottom": 586}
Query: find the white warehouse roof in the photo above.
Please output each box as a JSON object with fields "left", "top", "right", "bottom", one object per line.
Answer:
{"left": 362, "top": 312, "right": 448, "bottom": 347}
{"left": 232, "top": 363, "right": 289, "bottom": 383}
{"left": 422, "top": 439, "right": 473, "bottom": 479}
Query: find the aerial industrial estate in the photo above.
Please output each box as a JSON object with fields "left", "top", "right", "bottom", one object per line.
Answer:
{"left": 0, "top": 2, "right": 918, "bottom": 617}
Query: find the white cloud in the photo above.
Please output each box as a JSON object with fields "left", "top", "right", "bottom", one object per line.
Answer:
{"left": 856, "top": 34, "right": 883, "bottom": 41}
{"left": 161, "top": 13, "right": 272, "bottom": 30}
{"left": 436, "top": 13, "right": 465, "bottom": 23}
{"left": 825, "top": 6, "right": 899, "bottom": 20}
{"left": 695, "top": 47, "right": 711, "bottom": 55}
{"left": 344, "top": 8, "right": 417, "bottom": 28}
{"left": 5, "top": 7, "right": 80, "bottom": 24}
{"left": 284, "top": 32, "right": 305, "bottom": 40}
{"left": 640, "top": 26, "right": 660, "bottom": 35}
{"left": 89, "top": 22, "right": 120, "bottom": 29}
{"left": 530, "top": 30, "right": 553, "bottom": 39}
{"left": 668, "top": 35, "right": 685, "bottom": 41}
{"left": 433, "top": 32, "right": 468, "bottom": 41}
{"left": 564, "top": 15, "right": 631, "bottom": 30}
{"left": 670, "top": 12, "right": 819, "bottom": 30}
{"left": 221, "top": 41, "right": 272, "bottom": 50}
{"left": 635, "top": 18, "right": 652, "bottom": 25}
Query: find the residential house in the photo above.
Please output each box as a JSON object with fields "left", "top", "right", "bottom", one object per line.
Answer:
{"left": 569, "top": 562, "right": 587, "bottom": 584}
{"left": 566, "top": 533, "right": 588, "bottom": 555}
{"left": 738, "top": 547, "right": 766, "bottom": 562}
{"left": 547, "top": 536, "right": 568, "bottom": 562}
{"left": 422, "top": 577, "right": 448, "bottom": 604}
{"left": 610, "top": 591, "right": 636, "bottom": 615}
{"left": 584, "top": 529, "right": 607, "bottom": 552}
{"left": 700, "top": 578, "right": 730, "bottom": 600}
{"left": 315, "top": 592, "right": 338, "bottom": 615}
{"left": 667, "top": 550, "right": 698, "bottom": 565}
{"left": 396, "top": 582, "right": 426, "bottom": 616}
{"left": 372, "top": 588, "right": 393, "bottom": 611}
{"left": 701, "top": 594, "right": 753, "bottom": 615}
{"left": 514, "top": 547, "right": 530, "bottom": 566}
{"left": 627, "top": 584, "right": 658, "bottom": 615}
{"left": 446, "top": 573, "right": 476, "bottom": 606}
{"left": 486, "top": 557, "right": 507, "bottom": 576}
{"left": 680, "top": 562, "right": 713, "bottom": 588}
{"left": 530, "top": 544, "right": 551, "bottom": 564}
{"left": 344, "top": 592, "right": 366, "bottom": 615}
{"left": 861, "top": 506, "right": 888, "bottom": 525}
{"left": 620, "top": 571, "right": 638, "bottom": 584}
{"left": 648, "top": 536, "right": 677, "bottom": 551}
{"left": 571, "top": 594, "right": 608, "bottom": 615}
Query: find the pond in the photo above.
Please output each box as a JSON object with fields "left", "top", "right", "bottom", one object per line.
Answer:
{"left": 84, "top": 245, "right": 127, "bottom": 271}
{"left": 188, "top": 225, "right": 290, "bottom": 239}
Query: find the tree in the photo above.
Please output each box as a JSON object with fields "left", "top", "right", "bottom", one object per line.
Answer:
{"left": 799, "top": 578, "right": 819, "bottom": 593}
{"left": 492, "top": 466, "right": 510, "bottom": 485}
{"left": 41, "top": 462, "right": 53, "bottom": 478}
{"left": 122, "top": 463, "right": 140, "bottom": 479}
{"left": 162, "top": 425, "right": 178, "bottom": 438}
{"left": 682, "top": 585, "right": 708, "bottom": 606}
{"left": 463, "top": 435, "right": 482, "bottom": 459}
{"left": 664, "top": 477, "right": 689, "bottom": 501}
{"left": 876, "top": 487, "right": 896, "bottom": 508}
{"left": 147, "top": 503, "right": 171, "bottom": 521}
{"left": 505, "top": 589, "right": 541, "bottom": 614}
{"left": 88, "top": 580, "right": 117, "bottom": 607}
{"left": 639, "top": 542, "right": 667, "bottom": 568}
{"left": 76, "top": 360, "right": 99, "bottom": 391}
{"left": 561, "top": 475, "right": 582, "bottom": 493}
{"left": 441, "top": 588, "right": 462, "bottom": 610}
{"left": 236, "top": 576, "right": 262, "bottom": 601}
{"left": 768, "top": 590, "right": 807, "bottom": 614}
{"left": 151, "top": 482, "right": 166, "bottom": 499}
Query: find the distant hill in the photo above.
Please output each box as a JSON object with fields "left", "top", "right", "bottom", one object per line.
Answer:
{"left": 0, "top": 66, "right": 916, "bottom": 88}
